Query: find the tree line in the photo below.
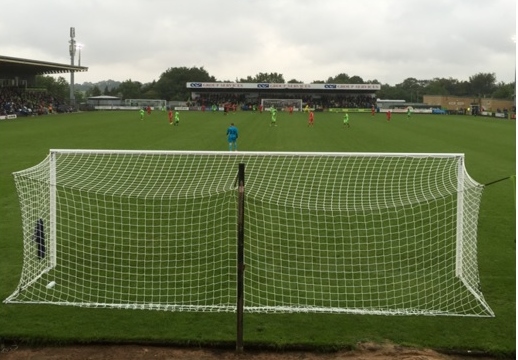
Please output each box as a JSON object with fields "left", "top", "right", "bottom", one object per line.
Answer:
{"left": 35, "top": 66, "right": 516, "bottom": 104}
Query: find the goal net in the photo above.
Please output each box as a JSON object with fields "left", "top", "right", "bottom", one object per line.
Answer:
{"left": 261, "top": 99, "right": 302, "bottom": 112}
{"left": 124, "top": 99, "right": 167, "bottom": 109}
{"left": 5, "top": 150, "right": 494, "bottom": 317}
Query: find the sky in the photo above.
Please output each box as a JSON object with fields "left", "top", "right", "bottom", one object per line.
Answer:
{"left": 1, "top": 0, "right": 516, "bottom": 86}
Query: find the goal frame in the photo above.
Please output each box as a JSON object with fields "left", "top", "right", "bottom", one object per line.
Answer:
{"left": 124, "top": 99, "right": 167, "bottom": 109}
{"left": 260, "top": 99, "right": 302, "bottom": 112}
{"left": 5, "top": 149, "right": 493, "bottom": 318}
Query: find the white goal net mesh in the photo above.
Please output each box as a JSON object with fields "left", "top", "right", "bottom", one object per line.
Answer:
{"left": 5, "top": 150, "right": 494, "bottom": 317}
{"left": 261, "top": 99, "right": 302, "bottom": 111}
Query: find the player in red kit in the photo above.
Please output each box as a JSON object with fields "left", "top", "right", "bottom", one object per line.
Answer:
{"left": 168, "top": 109, "right": 173, "bottom": 125}
{"left": 308, "top": 110, "right": 314, "bottom": 126}
{"left": 386, "top": 110, "right": 391, "bottom": 121}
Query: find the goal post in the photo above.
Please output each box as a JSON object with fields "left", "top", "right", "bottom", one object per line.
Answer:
{"left": 261, "top": 99, "right": 302, "bottom": 112}
{"left": 5, "top": 150, "right": 494, "bottom": 317}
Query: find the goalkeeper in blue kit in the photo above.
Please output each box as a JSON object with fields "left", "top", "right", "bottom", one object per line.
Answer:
{"left": 226, "top": 123, "right": 238, "bottom": 151}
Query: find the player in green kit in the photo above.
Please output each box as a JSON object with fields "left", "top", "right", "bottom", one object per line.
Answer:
{"left": 343, "top": 113, "right": 350, "bottom": 128}
{"left": 139, "top": 108, "right": 145, "bottom": 120}
{"left": 270, "top": 106, "right": 277, "bottom": 126}
{"left": 407, "top": 107, "right": 412, "bottom": 118}
{"left": 174, "top": 111, "right": 180, "bottom": 126}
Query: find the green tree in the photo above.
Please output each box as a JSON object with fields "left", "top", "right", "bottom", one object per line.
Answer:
{"left": 69, "top": 67, "right": 517, "bottom": 103}
{"left": 452, "top": 80, "right": 471, "bottom": 97}
{"left": 327, "top": 73, "right": 350, "bottom": 83}
{"left": 348, "top": 75, "right": 365, "bottom": 84}
{"left": 90, "top": 85, "right": 102, "bottom": 97}
{"left": 35, "top": 75, "right": 55, "bottom": 90}
{"left": 54, "top": 77, "right": 70, "bottom": 100}
{"left": 141, "top": 81, "right": 160, "bottom": 99}
{"left": 114, "top": 80, "right": 143, "bottom": 99}
{"left": 155, "top": 66, "right": 215, "bottom": 101}
{"left": 246, "top": 72, "right": 285, "bottom": 83}
{"left": 35, "top": 75, "right": 70, "bottom": 100}
{"left": 395, "top": 77, "right": 428, "bottom": 102}
{"left": 469, "top": 72, "right": 497, "bottom": 98}
{"left": 424, "top": 83, "right": 448, "bottom": 97}
{"left": 376, "top": 83, "right": 407, "bottom": 100}
{"left": 492, "top": 81, "right": 515, "bottom": 100}
{"left": 424, "top": 77, "right": 461, "bottom": 96}
{"left": 74, "top": 91, "right": 85, "bottom": 103}
{"left": 237, "top": 75, "right": 255, "bottom": 82}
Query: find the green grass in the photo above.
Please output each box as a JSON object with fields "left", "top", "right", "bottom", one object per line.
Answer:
{"left": 0, "top": 110, "right": 515, "bottom": 356}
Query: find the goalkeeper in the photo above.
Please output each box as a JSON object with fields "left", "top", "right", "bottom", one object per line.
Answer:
{"left": 226, "top": 122, "right": 238, "bottom": 151}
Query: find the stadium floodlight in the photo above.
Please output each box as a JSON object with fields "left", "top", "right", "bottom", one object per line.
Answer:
{"left": 69, "top": 27, "right": 76, "bottom": 104}
{"left": 76, "top": 43, "right": 84, "bottom": 66}
{"left": 4, "top": 150, "right": 494, "bottom": 317}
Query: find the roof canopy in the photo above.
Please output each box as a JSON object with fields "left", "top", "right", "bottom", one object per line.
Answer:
{"left": 0, "top": 55, "right": 88, "bottom": 76}
{"left": 87, "top": 95, "right": 120, "bottom": 100}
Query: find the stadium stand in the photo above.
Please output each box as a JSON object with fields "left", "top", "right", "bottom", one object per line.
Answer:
{"left": 0, "top": 55, "right": 87, "bottom": 117}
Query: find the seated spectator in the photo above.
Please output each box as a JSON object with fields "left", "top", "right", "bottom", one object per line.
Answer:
{"left": 0, "top": 86, "right": 66, "bottom": 116}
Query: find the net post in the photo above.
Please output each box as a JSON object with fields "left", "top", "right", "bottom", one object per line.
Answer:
{"left": 49, "top": 151, "right": 57, "bottom": 268}
{"left": 455, "top": 155, "right": 465, "bottom": 278}
{"left": 236, "top": 162, "right": 245, "bottom": 352}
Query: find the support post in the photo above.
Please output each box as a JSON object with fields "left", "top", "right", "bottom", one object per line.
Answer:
{"left": 49, "top": 151, "right": 57, "bottom": 268}
{"left": 236, "top": 163, "right": 245, "bottom": 352}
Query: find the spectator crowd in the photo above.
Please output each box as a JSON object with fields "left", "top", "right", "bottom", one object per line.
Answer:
{"left": 1, "top": 86, "right": 377, "bottom": 116}
{"left": 0, "top": 87, "right": 68, "bottom": 116}
{"left": 193, "top": 93, "right": 376, "bottom": 111}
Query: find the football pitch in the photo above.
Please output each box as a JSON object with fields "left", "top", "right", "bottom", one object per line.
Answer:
{"left": 0, "top": 110, "right": 515, "bottom": 355}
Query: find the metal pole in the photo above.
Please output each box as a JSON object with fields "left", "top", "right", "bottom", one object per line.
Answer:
{"left": 69, "top": 27, "right": 76, "bottom": 106}
{"left": 236, "top": 163, "right": 245, "bottom": 352}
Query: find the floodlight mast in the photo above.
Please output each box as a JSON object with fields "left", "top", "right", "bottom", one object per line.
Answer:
{"left": 77, "top": 44, "right": 83, "bottom": 67}
{"left": 69, "top": 27, "right": 76, "bottom": 106}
